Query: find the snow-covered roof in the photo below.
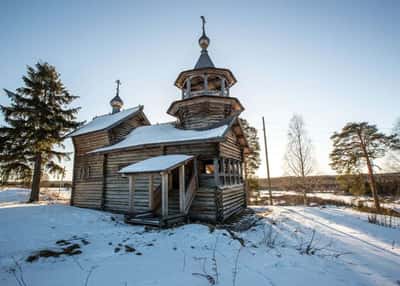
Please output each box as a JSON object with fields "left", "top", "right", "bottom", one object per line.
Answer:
{"left": 92, "top": 122, "right": 230, "bottom": 153}
{"left": 119, "top": 154, "right": 194, "bottom": 174}
{"left": 69, "top": 106, "right": 142, "bottom": 137}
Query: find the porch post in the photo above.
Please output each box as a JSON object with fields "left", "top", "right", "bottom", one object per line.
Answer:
{"left": 128, "top": 175, "right": 136, "bottom": 213}
{"left": 235, "top": 161, "right": 240, "bottom": 184}
{"left": 148, "top": 174, "right": 154, "bottom": 209}
{"left": 179, "top": 165, "right": 185, "bottom": 213}
{"left": 221, "top": 157, "right": 226, "bottom": 186}
{"left": 194, "top": 158, "right": 199, "bottom": 188}
{"left": 161, "top": 172, "right": 169, "bottom": 217}
{"left": 231, "top": 160, "right": 235, "bottom": 184}
{"left": 213, "top": 158, "right": 220, "bottom": 186}
{"left": 186, "top": 78, "right": 191, "bottom": 97}
{"left": 227, "top": 159, "right": 231, "bottom": 185}
{"left": 239, "top": 162, "right": 243, "bottom": 183}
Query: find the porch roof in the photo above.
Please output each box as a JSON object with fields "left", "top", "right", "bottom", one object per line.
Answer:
{"left": 118, "top": 154, "right": 194, "bottom": 174}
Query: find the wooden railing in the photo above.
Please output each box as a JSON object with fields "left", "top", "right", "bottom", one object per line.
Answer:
{"left": 184, "top": 174, "right": 198, "bottom": 214}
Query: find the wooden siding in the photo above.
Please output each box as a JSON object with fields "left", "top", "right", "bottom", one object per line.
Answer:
{"left": 73, "top": 131, "right": 110, "bottom": 155}
{"left": 102, "top": 143, "right": 218, "bottom": 213}
{"left": 109, "top": 115, "right": 148, "bottom": 144}
{"left": 177, "top": 102, "right": 233, "bottom": 130}
{"left": 104, "top": 147, "right": 163, "bottom": 213}
{"left": 165, "top": 143, "right": 218, "bottom": 160}
{"left": 71, "top": 131, "right": 109, "bottom": 209}
{"left": 219, "top": 130, "right": 242, "bottom": 161}
{"left": 71, "top": 111, "right": 149, "bottom": 210}
{"left": 71, "top": 119, "right": 246, "bottom": 222}
{"left": 220, "top": 184, "right": 245, "bottom": 220}
{"left": 72, "top": 153, "right": 105, "bottom": 209}
{"left": 189, "top": 184, "right": 245, "bottom": 223}
{"left": 189, "top": 187, "right": 217, "bottom": 222}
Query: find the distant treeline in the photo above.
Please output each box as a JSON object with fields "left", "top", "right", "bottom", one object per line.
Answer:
{"left": 1, "top": 180, "right": 72, "bottom": 189}
{"left": 257, "top": 173, "right": 400, "bottom": 196}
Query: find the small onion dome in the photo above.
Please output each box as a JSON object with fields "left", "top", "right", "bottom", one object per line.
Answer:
{"left": 199, "top": 16, "right": 210, "bottom": 50}
{"left": 199, "top": 34, "right": 210, "bottom": 50}
{"left": 110, "top": 94, "right": 123, "bottom": 113}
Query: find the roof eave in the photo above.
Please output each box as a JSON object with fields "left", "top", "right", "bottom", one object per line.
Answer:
{"left": 167, "top": 95, "right": 244, "bottom": 117}
{"left": 119, "top": 156, "right": 195, "bottom": 175}
{"left": 67, "top": 105, "right": 146, "bottom": 138}
{"left": 174, "top": 67, "right": 237, "bottom": 89}
{"left": 89, "top": 136, "right": 226, "bottom": 155}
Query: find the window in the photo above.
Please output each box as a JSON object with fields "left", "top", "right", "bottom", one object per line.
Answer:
{"left": 78, "top": 166, "right": 91, "bottom": 179}
{"left": 201, "top": 160, "right": 214, "bottom": 175}
{"left": 205, "top": 163, "right": 214, "bottom": 175}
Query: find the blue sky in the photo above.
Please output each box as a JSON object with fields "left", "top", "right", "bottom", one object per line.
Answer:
{"left": 1, "top": 0, "right": 399, "bottom": 179}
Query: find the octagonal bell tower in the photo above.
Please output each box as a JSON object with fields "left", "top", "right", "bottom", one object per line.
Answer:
{"left": 167, "top": 16, "right": 244, "bottom": 130}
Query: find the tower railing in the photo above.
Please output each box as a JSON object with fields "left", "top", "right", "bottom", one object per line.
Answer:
{"left": 182, "top": 88, "right": 229, "bottom": 99}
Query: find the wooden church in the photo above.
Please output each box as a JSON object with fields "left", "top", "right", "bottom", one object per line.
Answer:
{"left": 69, "top": 18, "right": 249, "bottom": 226}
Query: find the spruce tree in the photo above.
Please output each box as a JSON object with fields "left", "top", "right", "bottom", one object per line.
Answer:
{"left": 0, "top": 62, "right": 82, "bottom": 202}
{"left": 330, "top": 122, "right": 399, "bottom": 211}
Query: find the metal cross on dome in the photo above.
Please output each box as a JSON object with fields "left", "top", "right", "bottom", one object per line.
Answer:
{"left": 115, "top": 79, "right": 121, "bottom": 96}
{"left": 201, "top": 16, "right": 206, "bottom": 34}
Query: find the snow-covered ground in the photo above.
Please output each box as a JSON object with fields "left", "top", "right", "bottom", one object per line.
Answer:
{"left": 0, "top": 188, "right": 70, "bottom": 206}
{"left": 0, "top": 192, "right": 399, "bottom": 285}
{"left": 260, "top": 190, "right": 400, "bottom": 212}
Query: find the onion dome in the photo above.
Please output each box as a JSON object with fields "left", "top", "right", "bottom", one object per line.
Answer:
{"left": 110, "top": 80, "right": 123, "bottom": 113}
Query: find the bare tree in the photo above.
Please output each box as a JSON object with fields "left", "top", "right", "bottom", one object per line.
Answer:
{"left": 283, "top": 115, "right": 315, "bottom": 205}
{"left": 384, "top": 118, "right": 400, "bottom": 172}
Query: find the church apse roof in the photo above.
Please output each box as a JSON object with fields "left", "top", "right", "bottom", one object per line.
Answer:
{"left": 68, "top": 105, "right": 143, "bottom": 137}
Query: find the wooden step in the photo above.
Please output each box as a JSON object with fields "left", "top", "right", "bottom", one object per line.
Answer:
{"left": 124, "top": 213, "right": 186, "bottom": 228}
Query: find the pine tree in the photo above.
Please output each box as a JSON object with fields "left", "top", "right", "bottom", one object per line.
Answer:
{"left": 336, "top": 173, "right": 366, "bottom": 196}
{"left": 239, "top": 118, "right": 261, "bottom": 178}
{"left": 0, "top": 62, "right": 82, "bottom": 202}
{"left": 330, "top": 122, "right": 399, "bottom": 211}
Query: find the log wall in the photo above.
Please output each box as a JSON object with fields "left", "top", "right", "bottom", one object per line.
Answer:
{"left": 219, "top": 130, "right": 242, "bottom": 161}
{"left": 71, "top": 111, "right": 148, "bottom": 210}
{"left": 110, "top": 115, "right": 148, "bottom": 144}
{"left": 71, "top": 120, "right": 246, "bottom": 222}
{"left": 165, "top": 143, "right": 218, "bottom": 160}
{"left": 73, "top": 131, "right": 110, "bottom": 155}
{"left": 71, "top": 153, "right": 105, "bottom": 208}
{"left": 189, "top": 187, "right": 217, "bottom": 222}
{"left": 72, "top": 130, "right": 110, "bottom": 208}
{"left": 104, "top": 147, "right": 162, "bottom": 213}
{"left": 219, "top": 184, "right": 245, "bottom": 220}
{"left": 178, "top": 102, "right": 233, "bottom": 130}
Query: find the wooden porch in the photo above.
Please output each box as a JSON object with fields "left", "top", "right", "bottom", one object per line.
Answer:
{"left": 118, "top": 155, "right": 198, "bottom": 227}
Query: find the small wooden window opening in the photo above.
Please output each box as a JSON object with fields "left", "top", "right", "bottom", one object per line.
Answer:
{"left": 214, "top": 157, "right": 243, "bottom": 187}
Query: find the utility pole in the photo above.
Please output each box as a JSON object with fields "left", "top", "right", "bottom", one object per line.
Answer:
{"left": 262, "top": 117, "right": 273, "bottom": 205}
